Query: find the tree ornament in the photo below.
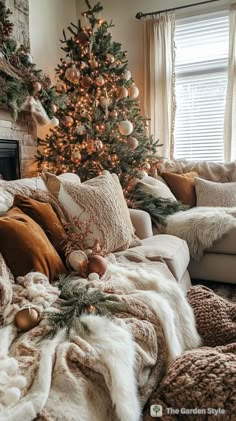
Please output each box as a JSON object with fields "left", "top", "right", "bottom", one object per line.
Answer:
{"left": 56, "top": 81, "right": 67, "bottom": 93}
{"left": 88, "top": 255, "right": 107, "bottom": 277}
{"left": 106, "top": 53, "right": 115, "bottom": 63}
{"left": 129, "top": 84, "right": 139, "bottom": 99}
{"left": 51, "top": 103, "right": 57, "bottom": 113}
{"left": 25, "top": 53, "right": 33, "bottom": 64}
{"left": 76, "top": 31, "right": 89, "bottom": 45}
{"left": 75, "top": 125, "right": 86, "bottom": 135}
{"left": 109, "top": 110, "right": 118, "bottom": 119}
{"left": 80, "top": 76, "right": 92, "bottom": 89}
{"left": 65, "top": 64, "right": 80, "bottom": 83}
{"left": 33, "top": 81, "right": 42, "bottom": 93}
{"left": 86, "top": 304, "right": 96, "bottom": 314}
{"left": 116, "top": 86, "right": 128, "bottom": 101}
{"left": 122, "top": 69, "right": 131, "bottom": 81}
{"left": 90, "top": 57, "right": 98, "bottom": 68}
{"left": 142, "top": 162, "right": 151, "bottom": 171}
{"left": 63, "top": 116, "right": 74, "bottom": 127}
{"left": 95, "top": 140, "right": 103, "bottom": 151}
{"left": 118, "top": 120, "right": 134, "bottom": 136}
{"left": 14, "top": 307, "right": 40, "bottom": 332}
{"left": 110, "top": 153, "right": 118, "bottom": 162}
{"left": 127, "top": 137, "right": 139, "bottom": 150}
{"left": 71, "top": 149, "right": 82, "bottom": 164}
{"left": 95, "top": 75, "right": 105, "bottom": 87}
{"left": 51, "top": 117, "right": 59, "bottom": 127}
{"left": 99, "top": 96, "right": 110, "bottom": 110}
{"left": 67, "top": 250, "right": 88, "bottom": 276}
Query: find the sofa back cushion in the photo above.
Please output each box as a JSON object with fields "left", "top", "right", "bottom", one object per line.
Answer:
{"left": 13, "top": 194, "right": 66, "bottom": 257}
{"left": 161, "top": 171, "right": 198, "bottom": 207}
{"left": 195, "top": 177, "right": 236, "bottom": 207}
{"left": 0, "top": 207, "right": 66, "bottom": 281}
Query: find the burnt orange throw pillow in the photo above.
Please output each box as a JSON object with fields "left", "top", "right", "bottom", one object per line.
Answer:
{"left": 161, "top": 171, "right": 198, "bottom": 207}
{"left": 13, "top": 194, "right": 66, "bottom": 257}
{"left": 0, "top": 207, "right": 66, "bottom": 281}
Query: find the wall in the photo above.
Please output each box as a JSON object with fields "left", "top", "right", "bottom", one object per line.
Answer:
{"left": 76, "top": 0, "right": 234, "bottom": 109}
{"left": 29, "top": 0, "right": 77, "bottom": 83}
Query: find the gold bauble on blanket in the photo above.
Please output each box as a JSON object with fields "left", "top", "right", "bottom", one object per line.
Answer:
{"left": 88, "top": 255, "right": 107, "bottom": 277}
{"left": 14, "top": 307, "right": 40, "bottom": 331}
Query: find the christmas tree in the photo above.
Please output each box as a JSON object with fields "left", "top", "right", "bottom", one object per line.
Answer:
{"left": 36, "top": 0, "right": 160, "bottom": 189}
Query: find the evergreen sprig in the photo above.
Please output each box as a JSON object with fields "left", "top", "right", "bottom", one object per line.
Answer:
{"left": 128, "top": 182, "right": 189, "bottom": 228}
{"left": 43, "top": 274, "right": 127, "bottom": 340}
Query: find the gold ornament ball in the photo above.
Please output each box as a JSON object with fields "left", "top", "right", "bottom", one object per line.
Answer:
{"left": 106, "top": 53, "right": 115, "bottom": 63}
{"left": 109, "top": 110, "right": 118, "bottom": 119}
{"left": 90, "top": 58, "right": 98, "bottom": 68}
{"left": 80, "top": 76, "right": 92, "bottom": 89}
{"left": 116, "top": 86, "right": 128, "bottom": 100}
{"left": 51, "top": 103, "right": 57, "bottom": 113}
{"left": 127, "top": 137, "right": 139, "bottom": 150}
{"left": 95, "top": 75, "right": 105, "bottom": 87}
{"left": 33, "top": 81, "right": 42, "bottom": 93}
{"left": 110, "top": 153, "right": 118, "bottom": 162}
{"left": 129, "top": 84, "right": 139, "bottom": 99}
{"left": 118, "top": 120, "right": 134, "bottom": 136}
{"left": 56, "top": 81, "right": 67, "bottom": 93}
{"left": 88, "top": 255, "right": 107, "bottom": 277}
{"left": 76, "top": 31, "right": 89, "bottom": 45}
{"left": 63, "top": 116, "right": 74, "bottom": 128}
{"left": 15, "top": 308, "right": 40, "bottom": 331}
{"left": 71, "top": 150, "right": 82, "bottom": 163}
{"left": 65, "top": 64, "right": 80, "bottom": 83}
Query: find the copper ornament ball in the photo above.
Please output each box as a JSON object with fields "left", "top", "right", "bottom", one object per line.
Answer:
{"left": 15, "top": 308, "right": 40, "bottom": 331}
{"left": 63, "top": 116, "right": 74, "bottom": 127}
{"left": 76, "top": 31, "right": 89, "bottom": 45}
{"left": 80, "top": 76, "right": 92, "bottom": 89}
{"left": 109, "top": 110, "right": 118, "bottom": 119}
{"left": 127, "top": 137, "right": 139, "bottom": 150}
{"left": 88, "top": 255, "right": 107, "bottom": 277}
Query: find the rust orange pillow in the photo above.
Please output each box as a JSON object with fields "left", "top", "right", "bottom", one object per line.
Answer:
{"left": 13, "top": 194, "right": 66, "bottom": 258}
{"left": 161, "top": 171, "right": 198, "bottom": 207}
{"left": 0, "top": 207, "right": 66, "bottom": 281}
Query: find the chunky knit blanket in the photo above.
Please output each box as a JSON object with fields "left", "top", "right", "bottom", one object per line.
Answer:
{"left": 143, "top": 286, "right": 236, "bottom": 420}
{"left": 0, "top": 252, "right": 200, "bottom": 421}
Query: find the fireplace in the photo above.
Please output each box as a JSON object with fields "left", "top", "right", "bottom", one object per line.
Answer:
{"left": 0, "top": 140, "right": 21, "bottom": 180}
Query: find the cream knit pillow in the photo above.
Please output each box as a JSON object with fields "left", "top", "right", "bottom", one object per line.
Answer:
{"left": 41, "top": 172, "right": 141, "bottom": 254}
{"left": 195, "top": 178, "right": 236, "bottom": 207}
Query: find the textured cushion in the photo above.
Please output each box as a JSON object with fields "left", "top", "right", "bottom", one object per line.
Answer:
{"left": 41, "top": 172, "right": 141, "bottom": 254}
{"left": 137, "top": 178, "right": 177, "bottom": 201}
{"left": 0, "top": 207, "right": 66, "bottom": 281}
{"left": 162, "top": 171, "right": 198, "bottom": 207}
{"left": 13, "top": 194, "right": 66, "bottom": 257}
{"left": 126, "top": 234, "right": 190, "bottom": 282}
{"left": 0, "top": 187, "right": 13, "bottom": 215}
{"left": 195, "top": 177, "right": 236, "bottom": 207}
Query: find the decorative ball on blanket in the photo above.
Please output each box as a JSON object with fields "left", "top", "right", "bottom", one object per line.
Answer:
{"left": 14, "top": 307, "right": 40, "bottom": 331}
{"left": 86, "top": 304, "right": 96, "bottom": 314}
{"left": 88, "top": 255, "right": 107, "bottom": 277}
{"left": 67, "top": 250, "right": 88, "bottom": 277}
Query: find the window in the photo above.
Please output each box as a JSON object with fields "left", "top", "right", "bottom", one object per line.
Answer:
{"left": 174, "top": 12, "right": 229, "bottom": 162}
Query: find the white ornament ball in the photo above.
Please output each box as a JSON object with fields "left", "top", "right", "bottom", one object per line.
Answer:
{"left": 129, "top": 84, "right": 139, "bottom": 99}
{"left": 118, "top": 120, "right": 134, "bottom": 136}
{"left": 33, "top": 81, "right": 42, "bottom": 93}
{"left": 68, "top": 250, "right": 88, "bottom": 272}
{"left": 51, "top": 117, "right": 59, "bottom": 127}
{"left": 26, "top": 53, "right": 33, "bottom": 64}
{"left": 116, "top": 86, "right": 128, "bottom": 100}
{"left": 127, "top": 137, "right": 139, "bottom": 150}
{"left": 122, "top": 69, "right": 131, "bottom": 81}
{"left": 88, "top": 272, "right": 100, "bottom": 281}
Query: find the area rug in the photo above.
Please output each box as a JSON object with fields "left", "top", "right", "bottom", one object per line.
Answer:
{"left": 192, "top": 279, "right": 236, "bottom": 303}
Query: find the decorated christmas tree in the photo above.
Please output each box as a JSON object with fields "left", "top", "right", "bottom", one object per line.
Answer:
{"left": 36, "top": 0, "right": 160, "bottom": 189}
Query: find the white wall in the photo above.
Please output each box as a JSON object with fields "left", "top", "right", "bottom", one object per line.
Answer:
{"left": 29, "top": 0, "right": 77, "bottom": 83}
{"left": 76, "top": 0, "right": 234, "bottom": 109}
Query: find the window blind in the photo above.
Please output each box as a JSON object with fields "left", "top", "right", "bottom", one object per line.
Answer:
{"left": 174, "top": 12, "right": 229, "bottom": 162}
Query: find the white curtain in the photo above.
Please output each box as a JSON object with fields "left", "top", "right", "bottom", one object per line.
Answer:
{"left": 143, "top": 13, "right": 176, "bottom": 159}
{"left": 224, "top": 7, "right": 236, "bottom": 162}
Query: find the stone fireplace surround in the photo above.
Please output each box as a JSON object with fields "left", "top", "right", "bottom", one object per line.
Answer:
{"left": 0, "top": 108, "right": 37, "bottom": 178}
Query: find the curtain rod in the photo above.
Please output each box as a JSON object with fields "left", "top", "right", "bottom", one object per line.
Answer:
{"left": 136, "top": 0, "right": 222, "bottom": 19}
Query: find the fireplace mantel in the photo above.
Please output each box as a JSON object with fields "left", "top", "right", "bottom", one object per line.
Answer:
{"left": 0, "top": 108, "right": 37, "bottom": 177}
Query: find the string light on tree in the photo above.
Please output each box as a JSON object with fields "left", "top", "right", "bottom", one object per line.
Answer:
{"left": 36, "top": 0, "right": 160, "bottom": 189}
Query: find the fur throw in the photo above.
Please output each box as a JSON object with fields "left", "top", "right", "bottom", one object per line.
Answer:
{"left": 163, "top": 206, "right": 236, "bottom": 260}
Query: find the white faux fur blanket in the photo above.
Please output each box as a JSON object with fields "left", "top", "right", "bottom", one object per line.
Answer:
{"left": 164, "top": 206, "right": 236, "bottom": 260}
{"left": 0, "top": 252, "right": 200, "bottom": 421}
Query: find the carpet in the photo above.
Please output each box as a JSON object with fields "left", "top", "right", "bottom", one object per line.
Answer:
{"left": 191, "top": 279, "right": 236, "bottom": 302}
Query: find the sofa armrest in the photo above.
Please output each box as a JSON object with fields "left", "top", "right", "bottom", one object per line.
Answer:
{"left": 129, "top": 208, "right": 153, "bottom": 239}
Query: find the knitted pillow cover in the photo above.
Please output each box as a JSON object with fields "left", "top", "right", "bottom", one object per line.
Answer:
{"left": 41, "top": 172, "right": 141, "bottom": 254}
{"left": 195, "top": 177, "right": 236, "bottom": 207}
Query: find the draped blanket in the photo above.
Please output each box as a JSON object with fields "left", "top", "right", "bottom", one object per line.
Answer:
{"left": 0, "top": 252, "right": 200, "bottom": 421}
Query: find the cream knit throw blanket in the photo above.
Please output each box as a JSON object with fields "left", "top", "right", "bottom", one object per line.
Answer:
{"left": 0, "top": 252, "right": 200, "bottom": 421}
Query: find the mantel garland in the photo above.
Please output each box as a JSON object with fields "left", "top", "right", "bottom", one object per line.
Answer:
{"left": 0, "top": 1, "right": 66, "bottom": 123}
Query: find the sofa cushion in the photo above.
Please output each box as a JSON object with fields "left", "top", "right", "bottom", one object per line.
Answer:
{"left": 161, "top": 171, "right": 198, "bottom": 207}
{"left": 126, "top": 234, "right": 190, "bottom": 283}
{"left": 0, "top": 207, "right": 66, "bottom": 281}
{"left": 138, "top": 177, "right": 177, "bottom": 201}
{"left": 195, "top": 177, "right": 236, "bottom": 207}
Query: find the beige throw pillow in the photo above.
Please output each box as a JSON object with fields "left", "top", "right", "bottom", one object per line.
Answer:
{"left": 195, "top": 177, "right": 236, "bottom": 207}
{"left": 41, "top": 172, "right": 141, "bottom": 253}
{"left": 137, "top": 177, "right": 177, "bottom": 201}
